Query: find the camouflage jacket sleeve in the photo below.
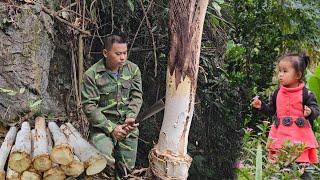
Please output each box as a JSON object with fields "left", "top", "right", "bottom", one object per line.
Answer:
{"left": 126, "top": 67, "right": 143, "bottom": 119}
{"left": 81, "top": 72, "right": 117, "bottom": 135}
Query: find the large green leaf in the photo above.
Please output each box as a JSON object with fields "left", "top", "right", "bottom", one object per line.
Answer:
{"left": 308, "top": 76, "right": 320, "bottom": 102}
{"left": 255, "top": 144, "right": 263, "bottom": 180}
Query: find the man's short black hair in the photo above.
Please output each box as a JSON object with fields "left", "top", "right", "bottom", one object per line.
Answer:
{"left": 104, "top": 35, "right": 127, "bottom": 50}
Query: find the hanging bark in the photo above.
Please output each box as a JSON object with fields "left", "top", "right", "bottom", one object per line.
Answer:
{"left": 60, "top": 155, "right": 84, "bottom": 177}
{"left": 149, "top": 0, "right": 209, "bottom": 179}
{"left": 48, "top": 121, "right": 73, "bottom": 165}
{"left": 6, "top": 167, "right": 20, "bottom": 180}
{"left": 32, "top": 117, "right": 52, "bottom": 172}
{"left": 8, "top": 122, "right": 32, "bottom": 173}
{"left": 60, "top": 123, "right": 107, "bottom": 175}
{"left": 0, "top": 126, "right": 17, "bottom": 180}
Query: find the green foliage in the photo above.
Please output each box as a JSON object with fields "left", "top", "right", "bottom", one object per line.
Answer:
{"left": 307, "top": 65, "right": 320, "bottom": 103}
{"left": 236, "top": 122, "right": 319, "bottom": 179}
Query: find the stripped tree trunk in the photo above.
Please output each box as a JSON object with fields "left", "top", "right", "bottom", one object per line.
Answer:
{"left": 32, "top": 117, "right": 51, "bottom": 172}
{"left": 8, "top": 122, "right": 32, "bottom": 173}
{"left": 149, "top": 0, "right": 209, "bottom": 179}
{"left": 60, "top": 123, "right": 106, "bottom": 175}
{"left": 0, "top": 126, "right": 17, "bottom": 180}
{"left": 48, "top": 121, "right": 73, "bottom": 165}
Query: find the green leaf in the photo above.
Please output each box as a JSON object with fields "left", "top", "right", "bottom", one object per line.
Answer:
{"left": 0, "top": 88, "right": 17, "bottom": 96}
{"left": 215, "top": 0, "right": 224, "bottom": 4}
{"left": 128, "top": 0, "right": 134, "bottom": 12}
{"left": 212, "top": 2, "right": 221, "bottom": 16}
{"left": 29, "top": 99, "right": 42, "bottom": 109}
{"left": 19, "top": 87, "right": 25, "bottom": 94}
{"left": 308, "top": 76, "right": 320, "bottom": 102}
{"left": 255, "top": 144, "right": 263, "bottom": 180}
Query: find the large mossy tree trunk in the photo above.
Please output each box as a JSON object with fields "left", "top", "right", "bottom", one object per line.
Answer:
{"left": 149, "top": 0, "right": 209, "bottom": 179}
{"left": 0, "top": 2, "right": 63, "bottom": 124}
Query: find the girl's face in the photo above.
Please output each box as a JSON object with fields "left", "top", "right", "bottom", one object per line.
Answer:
{"left": 278, "top": 58, "right": 301, "bottom": 88}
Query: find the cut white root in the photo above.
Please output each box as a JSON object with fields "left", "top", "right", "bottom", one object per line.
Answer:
{"left": 8, "top": 122, "right": 32, "bottom": 173}
{"left": 32, "top": 117, "right": 52, "bottom": 172}
{"left": 60, "top": 155, "right": 84, "bottom": 177}
{"left": 60, "top": 123, "right": 107, "bottom": 175}
{"left": 48, "top": 121, "right": 73, "bottom": 165}
{"left": 0, "top": 126, "right": 17, "bottom": 180}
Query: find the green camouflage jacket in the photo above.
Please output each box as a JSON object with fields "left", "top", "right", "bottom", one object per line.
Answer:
{"left": 81, "top": 59, "right": 143, "bottom": 135}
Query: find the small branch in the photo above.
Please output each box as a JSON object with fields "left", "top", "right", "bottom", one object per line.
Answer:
{"left": 110, "top": 0, "right": 114, "bottom": 34}
{"left": 70, "top": 44, "right": 80, "bottom": 107}
{"left": 138, "top": 0, "right": 158, "bottom": 77}
{"left": 59, "top": 2, "right": 77, "bottom": 11}
{"left": 128, "top": 0, "right": 154, "bottom": 57}
{"left": 42, "top": 5, "right": 91, "bottom": 36}
{"left": 78, "top": 35, "right": 84, "bottom": 103}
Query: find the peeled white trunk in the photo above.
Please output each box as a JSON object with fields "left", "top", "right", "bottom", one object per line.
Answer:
{"left": 149, "top": 74, "right": 193, "bottom": 179}
{"left": 149, "top": 0, "right": 209, "bottom": 179}
{"left": 60, "top": 155, "right": 84, "bottom": 177}
{"left": 32, "top": 117, "right": 52, "bottom": 172}
{"left": 0, "top": 126, "right": 17, "bottom": 179}
{"left": 60, "top": 123, "right": 107, "bottom": 175}
{"left": 8, "top": 122, "right": 32, "bottom": 173}
{"left": 6, "top": 167, "right": 20, "bottom": 180}
{"left": 48, "top": 121, "right": 73, "bottom": 165}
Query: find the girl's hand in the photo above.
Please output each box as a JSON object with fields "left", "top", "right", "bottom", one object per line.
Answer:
{"left": 304, "top": 105, "right": 312, "bottom": 117}
{"left": 251, "top": 96, "right": 262, "bottom": 109}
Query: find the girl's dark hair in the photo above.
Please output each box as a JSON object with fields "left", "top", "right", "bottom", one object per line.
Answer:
{"left": 104, "top": 35, "right": 127, "bottom": 50}
{"left": 278, "top": 52, "right": 310, "bottom": 80}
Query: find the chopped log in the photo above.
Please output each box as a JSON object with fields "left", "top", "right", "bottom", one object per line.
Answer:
{"left": 43, "top": 127, "right": 66, "bottom": 180}
{"left": 60, "top": 123, "right": 107, "bottom": 175}
{"left": 60, "top": 155, "right": 84, "bottom": 177}
{"left": 21, "top": 171, "right": 41, "bottom": 180}
{"left": 43, "top": 166, "right": 66, "bottom": 180}
{"left": 6, "top": 167, "right": 20, "bottom": 180}
{"left": 0, "top": 126, "right": 17, "bottom": 180}
{"left": 32, "top": 117, "right": 52, "bottom": 172}
{"left": 8, "top": 122, "right": 32, "bottom": 173}
{"left": 48, "top": 121, "right": 73, "bottom": 165}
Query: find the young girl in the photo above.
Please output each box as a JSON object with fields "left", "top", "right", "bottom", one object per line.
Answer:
{"left": 251, "top": 53, "right": 319, "bottom": 175}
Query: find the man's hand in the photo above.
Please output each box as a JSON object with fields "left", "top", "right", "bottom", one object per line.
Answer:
{"left": 251, "top": 96, "right": 262, "bottom": 109}
{"left": 111, "top": 124, "right": 129, "bottom": 141}
{"left": 304, "top": 105, "right": 312, "bottom": 117}
{"left": 123, "top": 118, "right": 139, "bottom": 133}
